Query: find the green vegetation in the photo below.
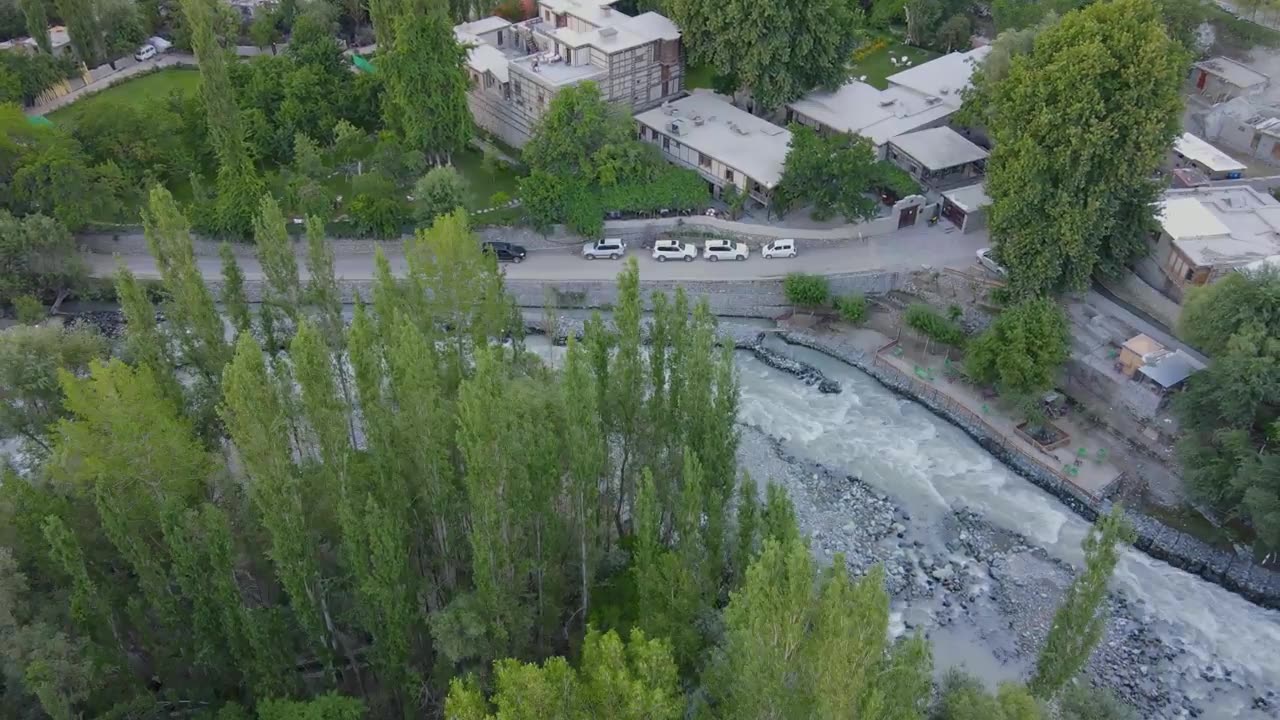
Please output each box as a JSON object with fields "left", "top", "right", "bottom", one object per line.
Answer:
{"left": 520, "top": 83, "right": 708, "bottom": 237}
{"left": 848, "top": 41, "right": 939, "bottom": 89}
{"left": 45, "top": 68, "right": 201, "bottom": 124}
{"left": 837, "top": 293, "right": 868, "bottom": 323}
{"left": 684, "top": 62, "right": 715, "bottom": 89}
{"left": 784, "top": 273, "right": 831, "bottom": 310}
{"left": 774, "top": 126, "right": 917, "bottom": 221}
{"left": 669, "top": 0, "right": 865, "bottom": 109}
{"left": 978, "top": 0, "right": 1187, "bottom": 297}
{"left": 1031, "top": 505, "right": 1135, "bottom": 698}
{"left": 905, "top": 303, "right": 967, "bottom": 348}
{"left": 964, "top": 297, "right": 1070, "bottom": 397}
{"left": 1175, "top": 269, "right": 1280, "bottom": 556}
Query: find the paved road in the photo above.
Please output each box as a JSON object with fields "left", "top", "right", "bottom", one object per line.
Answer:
{"left": 86, "top": 224, "right": 989, "bottom": 284}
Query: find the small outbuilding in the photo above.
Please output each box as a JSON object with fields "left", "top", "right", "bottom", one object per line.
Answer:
{"left": 886, "top": 127, "right": 988, "bottom": 187}
{"left": 1191, "top": 57, "right": 1269, "bottom": 102}
{"left": 940, "top": 183, "right": 990, "bottom": 233}
{"left": 1170, "top": 132, "right": 1246, "bottom": 181}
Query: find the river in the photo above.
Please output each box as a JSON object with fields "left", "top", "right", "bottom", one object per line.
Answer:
{"left": 520, "top": 330, "right": 1280, "bottom": 718}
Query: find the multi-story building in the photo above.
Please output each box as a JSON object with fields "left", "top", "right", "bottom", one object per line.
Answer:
{"left": 454, "top": 0, "right": 684, "bottom": 148}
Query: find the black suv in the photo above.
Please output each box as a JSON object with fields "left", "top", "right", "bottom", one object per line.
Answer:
{"left": 482, "top": 241, "right": 527, "bottom": 263}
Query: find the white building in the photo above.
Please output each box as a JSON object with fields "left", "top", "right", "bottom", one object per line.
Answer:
{"left": 1144, "top": 185, "right": 1280, "bottom": 300}
{"left": 455, "top": 0, "right": 684, "bottom": 148}
{"left": 784, "top": 46, "right": 991, "bottom": 154}
{"left": 1169, "top": 132, "right": 1246, "bottom": 181}
{"left": 1203, "top": 96, "right": 1280, "bottom": 167}
{"left": 634, "top": 90, "right": 791, "bottom": 205}
{"left": 1190, "top": 56, "right": 1269, "bottom": 103}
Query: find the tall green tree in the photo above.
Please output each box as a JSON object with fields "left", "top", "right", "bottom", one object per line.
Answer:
{"left": 774, "top": 127, "right": 883, "bottom": 222}
{"left": 983, "top": 0, "right": 1187, "bottom": 297}
{"left": 0, "top": 323, "right": 107, "bottom": 455}
{"left": 254, "top": 194, "right": 303, "bottom": 335}
{"left": 142, "top": 186, "right": 230, "bottom": 388}
{"left": 667, "top": 0, "right": 863, "bottom": 109}
{"left": 53, "top": 0, "right": 101, "bottom": 64}
{"left": 18, "top": 0, "right": 51, "bottom": 53}
{"left": 0, "top": 212, "right": 85, "bottom": 304}
{"left": 964, "top": 297, "right": 1070, "bottom": 397}
{"left": 219, "top": 242, "right": 253, "bottom": 338}
{"left": 935, "top": 670, "right": 1045, "bottom": 720}
{"left": 382, "top": 0, "right": 471, "bottom": 163}
{"left": 114, "top": 264, "right": 184, "bottom": 409}
{"left": 1175, "top": 269, "right": 1280, "bottom": 553}
{"left": 443, "top": 628, "right": 682, "bottom": 720}
{"left": 1030, "top": 505, "right": 1134, "bottom": 698}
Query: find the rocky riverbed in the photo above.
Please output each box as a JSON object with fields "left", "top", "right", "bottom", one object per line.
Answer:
{"left": 735, "top": 426, "right": 1275, "bottom": 719}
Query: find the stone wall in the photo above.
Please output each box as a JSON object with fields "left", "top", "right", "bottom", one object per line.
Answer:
{"left": 216, "top": 271, "right": 907, "bottom": 318}
{"left": 772, "top": 329, "right": 1280, "bottom": 610}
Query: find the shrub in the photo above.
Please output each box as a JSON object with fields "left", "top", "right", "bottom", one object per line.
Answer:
{"left": 784, "top": 273, "right": 830, "bottom": 309}
{"left": 964, "top": 297, "right": 1069, "bottom": 396}
{"left": 836, "top": 294, "right": 867, "bottom": 323}
{"left": 904, "top": 304, "right": 966, "bottom": 346}
{"left": 12, "top": 295, "right": 45, "bottom": 324}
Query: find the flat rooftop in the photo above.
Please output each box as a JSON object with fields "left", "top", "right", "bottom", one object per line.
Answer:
{"left": 786, "top": 46, "right": 989, "bottom": 147}
{"left": 886, "top": 45, "right": 991, "bottom": 100}
{"left": 942, "top": 183, "right": 991, "bottom": 213}
{"left": 635, "top": 91, "right": 792, "bottom": 188}
{"left": 511, "top": 54, "right": 604, "bottom": 85}
{"left": 889, "top": 127, "right": 988, "bottom": 170}
{"left": 1173, "top": 132, "right": 1246, "bottom": 173}
{"left": 1157, "top": 186, "right": 1280, "bottom": 267}
{"left": 1195, "top": 56, "right": 1269, "bottom": 90}
{"left": 456, "top": 16, "right": 511, "bottom": 35}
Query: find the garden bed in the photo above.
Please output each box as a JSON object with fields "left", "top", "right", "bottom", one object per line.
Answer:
{"left": 1014, "top": 420, "right": 1070, "bottom": 452}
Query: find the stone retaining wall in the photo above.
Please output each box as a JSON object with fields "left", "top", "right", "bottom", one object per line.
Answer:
{"left": 772, "top": 330, "right": 1280, "bottom": 610}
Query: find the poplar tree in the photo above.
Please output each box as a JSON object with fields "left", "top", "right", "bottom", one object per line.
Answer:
{"left": 181, "top": 0, "right": 263, "bottom": 236}
{"left": 610, "top": 259, "right": 645, "bottom": 535}
{"left": 142, "top": 186, "right": 230, "bottom": 387}
{"left": 219, "top": 242, "right": 253, "bottom": 338}
{"left": 53, "top": 0, "right": 101, "bottom": 65}
{"left": 221, "top": 334, "right": 330, "bottom": 659}
{"left": 367, "top": 0, "right": 402, "bottom": 53}
{"left": 254, "top": 195, "right": 302, "bottom": 335}
{"left": 1030, "top": 505, "right": 1134, "bottom": 699}
{"left": 114, "top": 265, "right": 182, "bottom": 409}
{"left": 304, "top": 216, "right": 344, "bottom": 351}
{"left": 18, "top": 0, "right": 51, "bottom": 54}
{"left": 560, "top": 336, "right": 607, "bottom": 625}
{"left": 382, "top": 0, "right": 471, "bottom": 162}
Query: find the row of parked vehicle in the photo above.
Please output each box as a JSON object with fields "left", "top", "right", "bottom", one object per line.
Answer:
{"left": 583, "top": 238, "right": 799, "bottom": 262}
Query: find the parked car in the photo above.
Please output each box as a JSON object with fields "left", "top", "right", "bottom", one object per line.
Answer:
{"left": 134, "top": 44, "right": 157, "bottom": 62}
{"left": 651, "top": 240, "right": 696, "bottom": 262}
{"left": 762, "top": 239, "right": 797, "bottom": 259}
{"left": 582, "top": 239, "right": 626, "bottom": 260}
{"left": 482, "top": 241, "right": 527, "bottom": 263}
{"left": 703, "top": 240, "right": 749, "bottom": 262}
{"left": 976, "top": 247, "right": 1007, "bottom": 276}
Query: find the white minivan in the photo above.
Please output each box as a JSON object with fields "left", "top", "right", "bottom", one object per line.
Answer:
{"left": 134, "top": 44, "right": 158, "bottom": 62}
{"left": 762, "top": 239, "right": 797, "bottom": 259}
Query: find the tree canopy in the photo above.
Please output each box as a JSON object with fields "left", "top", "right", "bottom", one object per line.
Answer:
{"left": 982, "top": 0, "right": 1188, "bottom": 297}
{"left": 1175, "top": 269, "right": 1280, "bottom": 554}
{"left": 964, "top": 297, "right": 1070, "bottom": 397}
{"left": 668, "top": 0, "right": 863, "bottom": 110}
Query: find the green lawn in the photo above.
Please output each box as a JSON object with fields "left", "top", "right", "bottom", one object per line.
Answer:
{"left": 453, "top": 149, "right": 522, "bottom": 209}
{"left": 685, "top": 62, "right": 715, "bottom": 90}
{"left": 849, "top": 42, "right": 940, "bottom": 90}
{"left": 47, "top": 68, "right": 202, "bottom": 124}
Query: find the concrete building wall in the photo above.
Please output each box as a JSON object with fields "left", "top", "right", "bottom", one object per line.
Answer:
{"left": 637, "top": 126, "right": 762, "bottom": 200}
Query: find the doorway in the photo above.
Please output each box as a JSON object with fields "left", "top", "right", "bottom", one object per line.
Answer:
{"left": 898, "top": 205, "right": 918, "bottom": 228}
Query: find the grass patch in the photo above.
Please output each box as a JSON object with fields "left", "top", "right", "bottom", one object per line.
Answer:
{"left": 47, "top": 68, "right": 201, "bottom": 124}
{"left": 453, "top": 149, "right": 523, "bottom": 209}
{"left": 849, "top": 42, "right": 940, "bottom": 89}
{"left": 685, "top": 62, "right": 715, "bottom": 90}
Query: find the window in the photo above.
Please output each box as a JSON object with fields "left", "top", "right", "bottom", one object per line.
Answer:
{"left": 663, "top": 136, "right": 670, "bottom": 151}
{"left": 698, "top": 153, "right": 711, "bottom": 169}
{"left": 1185, "top": 267, "right": 1195, "bottom": 281}
{"left": 650, "top": 127, "right": 659, "bottom": 140}
{"left": 497, "top": 30, "right": 504, "bottom": 45}
{"left": 724, "top": 168, "right": 735, "bottom": 182}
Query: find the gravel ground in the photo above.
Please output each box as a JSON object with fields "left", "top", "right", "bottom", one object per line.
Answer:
{"left": 735, "top": 425, "right": 1276, "bottom": 719}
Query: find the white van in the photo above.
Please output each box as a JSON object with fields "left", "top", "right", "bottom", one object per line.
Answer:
{"left": 134, "top": 44, "right": 157, "bottom": 62}
{"left": 762, "top": 239, "right": 797, "bottom": 259}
